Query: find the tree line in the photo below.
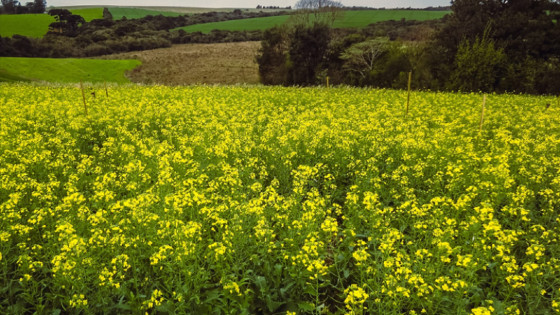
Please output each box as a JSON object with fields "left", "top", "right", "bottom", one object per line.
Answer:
{"left": 257, "top": 0, "right": 560, "bottom": 95}
{"left": 0, "top": 0, "right": 45, "bottom": 14}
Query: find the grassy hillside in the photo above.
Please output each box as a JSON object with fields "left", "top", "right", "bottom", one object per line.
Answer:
{"left": 176, "top": 15, "right": 290, "bottom": 33}
{"left": 0, "top": 9, "right": 102, "bottom": 38}
{"left": 70, "top": 8, "right": 104, "bottom": 22}
{"left": 0, "top": 57, "right": 141, "bottom": 83}
{"left": 109, "top": 8, "right": 183, "bottom": 19}
{"left": 175, "top": 9, "right": 449, "bottom": 33}
{"left": 0, "top": 14, "right": 54, "bottom": 38}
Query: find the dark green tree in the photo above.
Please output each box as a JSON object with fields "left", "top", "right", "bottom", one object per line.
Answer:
{"left": 256, "top": 26, "right": 290, "bottom": 85}
{"left": 102, "top": 7, "right": 112, "bottom": 20}
{"left": 287, "top": 22, "right": 331, "bottom": 85}
{"left": 48, "top": 9, "right": 85, "bottom": 36}
{"left": 31, "top": 0, "right": 45, "bottom": 13}
{"left": 1, "top": 0, "right": 18, "bottom": 13}
{"left": 448, "top": 28, "right": 507, "bottom": 92}
{"left": 429, "top": 0, "right": 560, "bottom": 93}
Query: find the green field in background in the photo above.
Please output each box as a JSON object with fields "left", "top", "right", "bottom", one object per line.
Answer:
{"left": 109, "top": 7, "right": 183, "bottom": 20}
{"left": 0, "top": 57, "right": 141, "bottom": 83}
{"left": 0, "top": 14, "right": 54, "bottom": 37}
{"left": 0, "top": 8, "right": 102, "bottom": 38}
{"left": 174, "top": 9, "right": 450, "bottom": 33}
{"left": 70, "top": 8, "right": 104, "bottom": 22}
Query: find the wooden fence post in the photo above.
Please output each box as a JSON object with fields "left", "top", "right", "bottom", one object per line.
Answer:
{"left": 406, "top": 71, "right": 412, "bottom": 115}
{"left": 104, "top": 82, "right": 109, "bottom": 98}
{"left": 326, "top": 76, "right": 330, "bottom": 88}
{"left": 80, "top": 81, "right": 88, "bottom": 115}
{"left": 479, "top": 94, "right": 486, "bottom": 133}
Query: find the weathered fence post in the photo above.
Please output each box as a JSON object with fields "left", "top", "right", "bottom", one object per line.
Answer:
{"left": 479, "top": 94, "right": 486, "bottom": 133}
{"left": 406, "top": 71, "right": 412, "bottom": 115}
{"left": 80, "top": 80, "right": 88, "bottom": 115}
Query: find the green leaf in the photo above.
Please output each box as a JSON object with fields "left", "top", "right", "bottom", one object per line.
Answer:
{"left": 298, "top": 301, "right": 316, "bottom": 312}
{"left": 255, "top": 276, "right": 268, "bottom": 293}
{"left": 265, "top": 297, "right": 285, "bottom": 312}
{"left": 114, "top": 303, "right": 132, "bottom": 311}
{"left": 280, "top": 282, "right": 295, "bottom": 298}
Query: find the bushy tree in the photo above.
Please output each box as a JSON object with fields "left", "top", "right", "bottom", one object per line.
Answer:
{"left": 340, "top": 37, "right": 412, "bottom": 88}
{"left": 448, "top": 30, "right": 507, "bottom": 92}
{"left": 1, "top": 0, "right": 17, "bottom": 13}
{"left": 292, "top": 0, "right": 343, "bottom": 26}
{"left": 429, "top": 0, "right": 560, "bottom": 93}
{"left": 102, "top": 7, "right": 112, "bottom": 20}
{"left": 287, "top": 22, "right": 331, "bottom": 85}
{"left": 48, "top": 9, "right": 85, "bottom": 36}
{"left": 340, "top": 38, "right": 389, "bottom": 81}
{"left": 256, "top": 26, "right": 289, "bottom": 85}
{"left": 32, "top": 0, "right": 45, "bottom": 13}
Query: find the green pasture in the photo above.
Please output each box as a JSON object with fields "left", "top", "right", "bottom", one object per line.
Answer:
{"left": 0, "top": 14, "right": 54, "bottom": 38}
{"left": 0, "top": 57, "right": 141, "bottom": 83}
{"left": 108, "top": 7, "right": 183, "bottom": 20}
{"left": 70, "top": 8, "right": 104, "bottom": 22}
{"left": 175, "top": 15, "right": 290, "bottom": 33}
{"left": 0, "top": 8, "right": 102, "bottom": 38}
{"left": 174, "top": 9, "right": 450, "bottom": 33}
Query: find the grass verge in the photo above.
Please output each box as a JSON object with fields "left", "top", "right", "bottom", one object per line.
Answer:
{"left": 0, "top": 57, "right": 141, "bottom": 83}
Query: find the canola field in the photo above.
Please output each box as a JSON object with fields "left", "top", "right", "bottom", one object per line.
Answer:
{"left": 0, "top": 83, "right": 559, "bottom": 314}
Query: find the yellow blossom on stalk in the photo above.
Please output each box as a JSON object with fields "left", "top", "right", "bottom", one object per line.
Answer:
{"left": 523, "top": 263, "right": 539, "bottom": 273}
{"left": 150, "top": 245, "right": 174, "bottom": 266}
{"left": 143, "top": 289, "right": 164, "bottom": 310}
{"left": 223, "top": 281, "right": 242, "bottom": 296}
{"left": 69, "top": 294, "right": 88, "bottom": 308}
{"left": 471, "top": 306, "right": 494, "bottom": 315}
{"left": 207, "top": 242, "right": 227, "bottom": 260}
{"left": 506, "top": 275, "right": 525, "bottom": 289}
{"left": 344, "top": 284, "right": 369, "bottom": 313}
{"left": 456, "top": 254, "right": 474, "bottom": 267}
{"left": 352, "top": 240, "right": 370, "bottom": 266}
{"left": 320, "top": 216, "right": 338, "bottom": 234}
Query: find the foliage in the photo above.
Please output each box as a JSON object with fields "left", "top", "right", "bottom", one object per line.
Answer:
{"left": 48, "top": 9, "right": 85, "bottom": 36}
{"left": 257, "top": 22, "right": 331, "bottom": 86}
{"left": 102, "top": 7, "right": 112, "bottom": 20}
{"left": 291, "top": 0, "right": 343, "bottom": 27}
{"left": 1, "top": 83, "right": 559, "bottom": 314}
{"left": 340, "top": 38, "right": 389, "bottom": 81}
{"left": 448, "top": 29, "right": 507, "bottom": 92}
{"left": 256, "top": 26, "right": 290, "bottom": 85}
{"left": 287, "top": 22, "right": 331, "bottom": 85}
{"left": 429, "top": 0, "right": 560, "bottom": 94}
{"left": 0, "top": 0, "right": 45, "bottom": 14}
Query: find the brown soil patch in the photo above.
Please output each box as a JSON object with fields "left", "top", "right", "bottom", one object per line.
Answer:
{"left": 102, "top": 42, "right": 261, "bottom": 85}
